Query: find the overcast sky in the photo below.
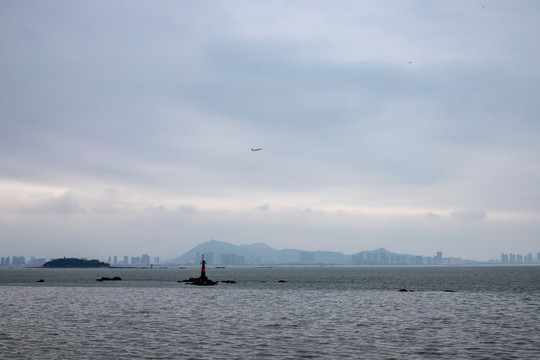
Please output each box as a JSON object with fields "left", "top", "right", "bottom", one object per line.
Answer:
{"left": 1, "top": 1, "right": 539, "bottom": 261}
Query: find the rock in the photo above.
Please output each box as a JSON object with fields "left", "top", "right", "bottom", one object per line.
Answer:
{"left": 398, "top": 289, "right": 408, "bottom": 292}
{"left": 444, "top": 289, "right": 456, "bottom": 292}
{"left": 220, "top": 280, "right": 236, "bottom": 284}
{"left": 189, "top": 277, "right": 218, "bottom": 286}
{"left": 37, "top": 279, "right": 45, "bottom": 283}
{"left": 96, "top": 276, "right": 122, "bottom": 281}
{"left": 278, "top": 280, "right": 287, "bottom": 283}
{"left": 178, "top": 276, "right": 218, "bottom": 286}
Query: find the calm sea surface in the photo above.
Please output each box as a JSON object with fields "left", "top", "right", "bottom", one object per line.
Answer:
{"left": 1, "top": 266, "right": 539, "bottom": 359}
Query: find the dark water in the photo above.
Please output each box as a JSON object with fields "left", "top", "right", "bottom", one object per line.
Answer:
{"left": 1, "top": 266, "right": 539, "bottom": 359}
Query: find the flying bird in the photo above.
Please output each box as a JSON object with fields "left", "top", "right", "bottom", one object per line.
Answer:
{"left": 251, "top": 148, "right": 262, "bottom": 151}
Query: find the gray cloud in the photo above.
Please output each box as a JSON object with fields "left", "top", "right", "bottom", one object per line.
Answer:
{"left": 176, "top": 205, "right": 198, "bottom": 215}
{"left": 1, "top": 1, "right": 540, "bottom": 260}
{"left": 451, "top": 209, "right": 487, "bottom": 220}
{"left": 256, "top": 204, "right": 270, "bottom": 211}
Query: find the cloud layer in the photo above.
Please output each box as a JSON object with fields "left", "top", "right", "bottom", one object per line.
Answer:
{"left": 1, "top": 1, "right": 540, "bottom": 260}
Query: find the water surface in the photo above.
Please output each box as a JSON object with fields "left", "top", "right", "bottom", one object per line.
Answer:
{"left": 1, "top": 266, "right": 539, "bottom": 359}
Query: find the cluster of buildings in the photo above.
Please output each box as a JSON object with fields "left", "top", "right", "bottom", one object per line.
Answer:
{"left": 191, "top": 250, "right": 468, "bottom": 266}
{"left": 350, "top": 251, "right": 464, "bottom": 265}
{"left": 107, "top": 254, "right": 160, "bottom": 267}
{"left": 3, "top": 250, "right": 540, "bottom": 267}
{"left": 194, "top": 252, "right": 247, "bottom": 266}
{"left": 500, "top": 252, "right": 540, "bottom": 265}
{"left": 0, "top": 255, "right": 159, "bottom": 267}
{"left": 1, "top": 256, "right": 47, "bottom": 267}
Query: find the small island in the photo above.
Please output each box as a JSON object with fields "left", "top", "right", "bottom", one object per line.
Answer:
{"left": 42, "top": 258, "right": 110, "bottom": 268}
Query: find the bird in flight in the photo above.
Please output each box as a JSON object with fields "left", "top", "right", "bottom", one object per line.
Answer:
{"left": 251, "top": 148, "right": 262, "bottom": 151}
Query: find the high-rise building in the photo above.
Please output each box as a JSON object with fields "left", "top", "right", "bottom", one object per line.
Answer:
{"left": 123, "top": 256, "right": 129, "bottom": 266}
{"left": 141, "top": 254, "right": 150, "bottom": 266}
{"left": 435, "top": 251, "right": 443, "bottom": 265}
{"left": 12, "top": 256, "right": 25, "bottom": 266}
{"left": 299, "top": 251, "right": 315, "bottom": 264}
{"left": 114, "top": 256, "right": 118, "bottom": 266}
{"left": 153, "top": 257, "right": 160, "bottom": 264}
{"left": 352, "top": 253, "right": 364, "bottom": 265}
{"left": 221, "top": 253, "right": 233, "bottom": 265}
{"left": 501, "top": 253, "right": 509, "bottom": 264}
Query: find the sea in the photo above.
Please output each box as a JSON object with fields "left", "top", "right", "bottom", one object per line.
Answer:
{"left": 1, "top": 266, "right": 539, "bottom": 359}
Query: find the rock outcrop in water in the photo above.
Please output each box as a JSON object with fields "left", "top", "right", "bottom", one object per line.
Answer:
{"left": 96, "top": 276, "right": 122, "bottom": 281}
{"left": 178, "top": 255, "right": 218, "bottom": 286}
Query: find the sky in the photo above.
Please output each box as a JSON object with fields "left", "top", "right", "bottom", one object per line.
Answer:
{"left": 1, "top": 1, "right": 540, "bottom": 261}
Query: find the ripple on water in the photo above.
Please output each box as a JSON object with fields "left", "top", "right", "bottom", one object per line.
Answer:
{"left": 1, "top": 267, "right": 540, "bottom": 359}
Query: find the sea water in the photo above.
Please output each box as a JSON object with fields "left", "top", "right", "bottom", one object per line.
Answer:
{"left": 1, "top": 266, "right": 539, "bottom": 359}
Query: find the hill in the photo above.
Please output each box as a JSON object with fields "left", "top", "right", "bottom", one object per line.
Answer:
{"left": 43, "top": 258, "right": 110, "bottom": 268}
{"left": 169, "top": 239, "right": 346, "bottom": 265}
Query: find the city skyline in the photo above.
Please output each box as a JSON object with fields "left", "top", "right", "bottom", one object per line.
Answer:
{"left": 2, "top": 243, "right": 540, "bottom": 266}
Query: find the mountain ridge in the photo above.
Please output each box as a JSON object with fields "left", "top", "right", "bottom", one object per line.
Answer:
{"left": 169, "top": 239, "right": 435, "bottom": 265}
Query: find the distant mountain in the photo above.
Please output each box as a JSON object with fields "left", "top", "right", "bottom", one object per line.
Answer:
{"left": 169, "top": 239, "right": 346, "bottom": 265}
{"left": 169, "top": 240, "right": 455, "bottom": 266}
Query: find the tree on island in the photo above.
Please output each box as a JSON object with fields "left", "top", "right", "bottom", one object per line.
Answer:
{"left": 42, "top": 258, "right": 110, "bottom": 268}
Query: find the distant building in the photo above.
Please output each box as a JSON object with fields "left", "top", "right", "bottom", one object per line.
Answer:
{"left": 352, "top": 253, "right": 364, "bottom": 265}
{"left": 28, "top": 257, "right": 46, "bottom": 267}
{"left": 123, "top": 256, "right": 129, "bottom": 266}
{"left": 221, "top": 253, "right": 245, "bottom": 266}
{"left": 299, "top": 251, "right": 315, "bottom": 264}
{"left": 131, "top": 256, "right": 141, "bottom": 266}
{"left": 435, "top": 251, "right": 443, "bottom": 265}
{"left": 12, "top": 256, "right": 25, "bottom": 266}
{"left": 501, "top": 253, "right": 509, "bottom": 264}
{"left": 141, "top": 254, "right": 150, "bottom": 266}
{"left": 153, "top": 256, "right": 160, "bottom": 264}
